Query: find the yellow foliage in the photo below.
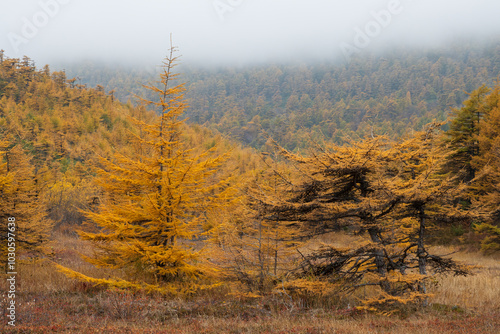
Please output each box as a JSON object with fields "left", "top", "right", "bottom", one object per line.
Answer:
{"left": 0, "top": 141, "right": 52, "bottom": 257}
{"left": 280, "top": 278, "right": 339, "bottom": 297}
{"left": 58, "top": 46, "right": 236, "bottom": 295}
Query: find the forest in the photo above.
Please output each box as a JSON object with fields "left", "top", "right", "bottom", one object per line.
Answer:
{"left": 0, "top": 41, "right": 499, "bottom": 333}
{"left": 62, "top": 41, "right": 500, "bottom": 150}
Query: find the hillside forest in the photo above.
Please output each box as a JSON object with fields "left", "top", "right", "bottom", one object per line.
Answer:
{"left": 1, "top": 42, "right": 500, "bottom": 332}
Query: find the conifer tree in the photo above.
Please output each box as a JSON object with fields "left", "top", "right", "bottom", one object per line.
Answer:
{"left": 471, "top": 84, "right": 500, "bottom": 212}
{"left": 255, "top": 137, "right": 403, "bottom": 305}
{"left": 257, "top": 129, "right": 470, "bottom": 310}
{"left": 469, "top": 83, "right": 500, "bottom": 252}
{"left": 0, "top": 140, "right": 52, "bottom": 257}
{"left": 444, "top": 83, "right": 500, "bottom": 253}
{"left": 57, "top": 46, "right": 235, "bottom": 294}
{"left": 386, "top": 123, "right": 470, "bottom": 304}
{"left": 445, "top": 85, "right": 491, "bottom": 182}
{"left": 218, "top": 163, "right": 301, "bottom": 295}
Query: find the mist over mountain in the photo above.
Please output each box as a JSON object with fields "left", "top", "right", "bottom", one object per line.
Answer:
{"left": 48, "top": 40, "right": 498, "bottom": 154}
{"left": 2, "top": 0, "right": 500, "bottom": 67}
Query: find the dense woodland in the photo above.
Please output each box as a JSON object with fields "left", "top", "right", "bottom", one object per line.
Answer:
{"left": 1, "top": 41, "right": 500, "bottom": 318}
{"left": 62, "top": 41, "right": 500, "bottom": 150}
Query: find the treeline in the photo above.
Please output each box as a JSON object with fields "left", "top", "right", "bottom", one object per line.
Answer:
{"left": 0, "top": 51, "right": 148, "bottom": 237}
{"left": 61, "top": 41, "right": 500, "bottom": 150}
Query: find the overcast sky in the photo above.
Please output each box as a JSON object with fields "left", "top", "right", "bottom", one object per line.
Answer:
{"left": 1, "top": 0, "right": 500, "bottom": 67}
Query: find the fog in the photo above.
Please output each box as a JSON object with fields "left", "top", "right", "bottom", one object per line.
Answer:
{"left": 1, "top": 0, "right": 500, "bottom": 67}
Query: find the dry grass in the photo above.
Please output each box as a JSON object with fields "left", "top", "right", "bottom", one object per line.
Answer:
{"left": 0, "top": 232, "right": 499, "bottom": 333}
{"left": 13, "top": 231, "right": 122, "bottom": 294}
{"left": 312, "top": 233, "right": 500, "bottom": 312}
{"left": 428, "top": 245, "right": 500, "bottom": 312}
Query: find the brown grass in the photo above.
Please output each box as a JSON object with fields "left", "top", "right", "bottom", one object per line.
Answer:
{"left": 428, "top": 245, "right": 500, "bottom": 312}
{"left": 0, "top": 232, "right": 499, "bottom": 333}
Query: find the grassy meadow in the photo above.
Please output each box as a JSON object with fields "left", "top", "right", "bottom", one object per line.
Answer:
{"left": 0, "top": 231, "right": 498, "bottom": 333}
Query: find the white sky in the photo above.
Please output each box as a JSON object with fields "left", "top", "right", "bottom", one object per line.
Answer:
{"left": 1, "top": 0, "right": 500, "bottom": 67}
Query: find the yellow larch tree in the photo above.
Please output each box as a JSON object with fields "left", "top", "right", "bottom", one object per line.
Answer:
{"left": 0, "top": 139, "right": 52, "bottom": 258}
{"left": 382, "top": 123, "right": 470, "bottom": 307}
{"left": 470, "top": 83, "right": 500, "bottom": 253}
{"left": 256, "top": 128, "right": 471, "bottom": 311}
{"left": 217, "top": 160, "right": 302, "bottom": 296}
{"left": 57, "top": 46, "right": 236, "bottom": 295}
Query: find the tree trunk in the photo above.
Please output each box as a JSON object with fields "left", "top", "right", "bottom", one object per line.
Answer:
{"left": 258, "top": 220, "right": 265, "bottom": 292}
{"left": 368, "top": 228, "right": 390, "bottom": 292}
{"left": 417, "top": 207, "right": 428, "bottom": 306}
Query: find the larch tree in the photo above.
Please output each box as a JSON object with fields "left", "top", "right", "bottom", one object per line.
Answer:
{"left": 469, "top": 83, "right": 500, "bottom": 253}
{"left": 442, "top": 83, "right": 500, "bottom": 253}
{"left": 256, "top": 128, "right": 470, "bottom": 311}
{"left": 471, "top": 84, "right": 500, "bottom": 210}
{"left": 445, "top": 85, "right": 491, "bottom": 182}
{"left": 0, "top": 139, "right": 52, "bottom": 258}
{"left": 385, "top": 123, "right": 470, "bottom": 306}
{"left": 255, "top": 137, "right": 407, "bottom": 306}
{"left": 217, "top": 160, "right": 302, "bottom": 295}
{"left": 57, "top": 46, "right": 236, "bottom": 295}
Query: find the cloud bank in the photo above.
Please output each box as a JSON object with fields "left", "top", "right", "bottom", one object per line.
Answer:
{"left": 1, "top": 0, "right": 499, "bottom": 66}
